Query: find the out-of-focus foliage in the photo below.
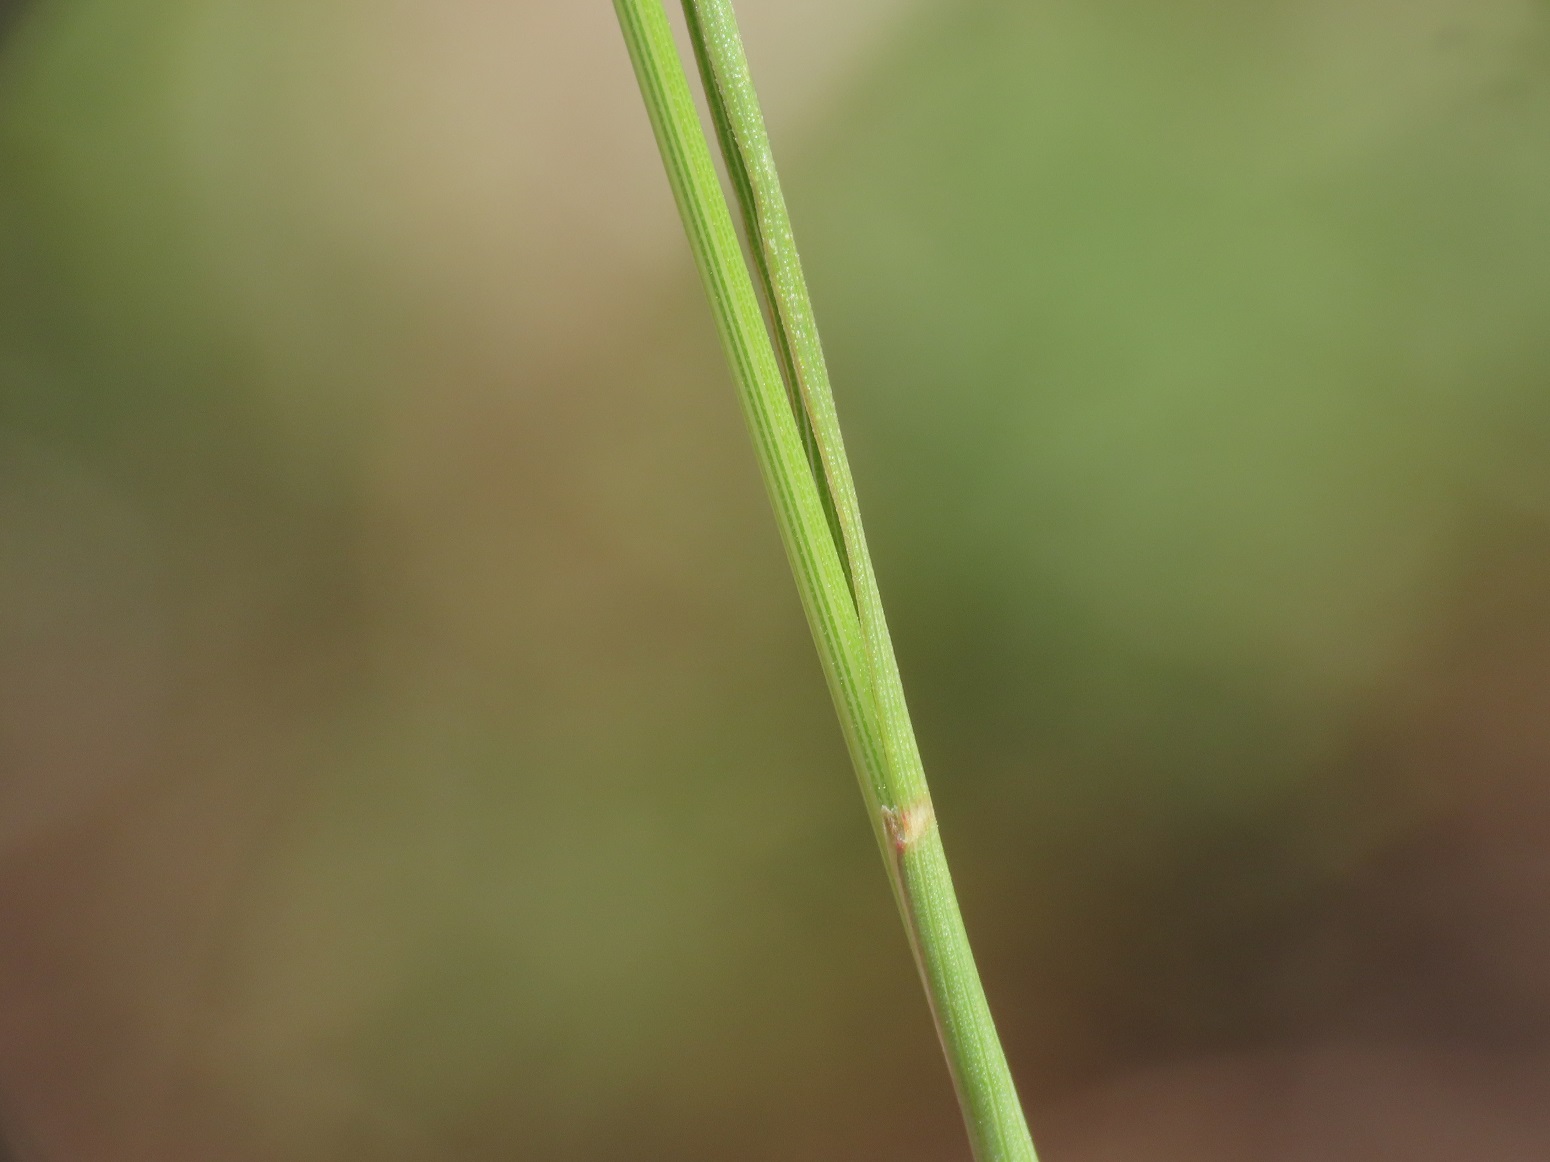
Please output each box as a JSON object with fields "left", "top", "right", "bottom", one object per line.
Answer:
{"left": 808, "top": 0, "right": 1550, "bottom": 842}
{"left": 3, "top": 1, "right": 1550, "bottom": 1159}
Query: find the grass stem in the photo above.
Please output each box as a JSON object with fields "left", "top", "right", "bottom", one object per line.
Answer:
{"left": 611, "top": 4, "right": 1037, "bottom": 1157}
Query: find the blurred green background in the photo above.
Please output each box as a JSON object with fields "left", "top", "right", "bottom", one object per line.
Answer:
{"left": 3, "top": 1, "right": 1550, "bottom": 1159}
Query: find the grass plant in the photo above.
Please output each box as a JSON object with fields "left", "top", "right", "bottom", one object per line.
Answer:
{"left": 612, "top": 2, "right": 1038, "bottom": 1158}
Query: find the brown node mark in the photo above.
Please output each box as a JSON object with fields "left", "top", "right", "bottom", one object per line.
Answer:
{"left": 882, "top": 798, "right": 935, "bottom": 854}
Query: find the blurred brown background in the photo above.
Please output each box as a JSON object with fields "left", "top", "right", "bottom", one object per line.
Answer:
{"left": 2, "top": 1, "right": 1550, "bottom": 1158}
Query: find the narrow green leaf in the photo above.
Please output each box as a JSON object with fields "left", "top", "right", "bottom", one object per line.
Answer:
{"left": 610, "top": 0, "right": 890, "bottom": 819}
{"left": 679, "top": 1, "right": 852, "bottom": 594}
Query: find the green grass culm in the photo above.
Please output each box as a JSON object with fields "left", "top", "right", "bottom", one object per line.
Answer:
{"left": 612, "top": 2, "right": 1039, "bottom": 1158}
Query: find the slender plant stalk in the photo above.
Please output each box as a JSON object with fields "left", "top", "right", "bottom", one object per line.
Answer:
{"left": 612, "top": 3, "right": 1038, "bottom": 1158}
